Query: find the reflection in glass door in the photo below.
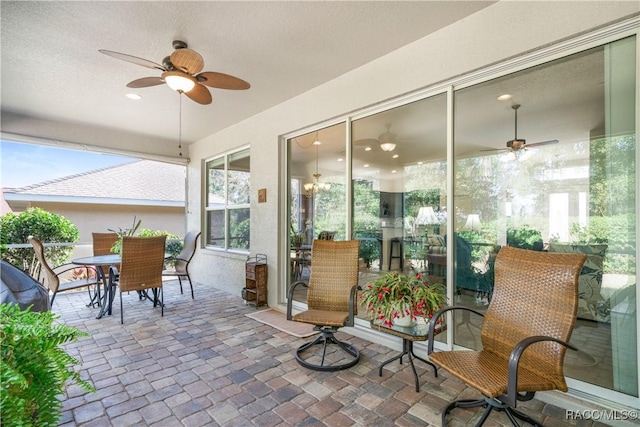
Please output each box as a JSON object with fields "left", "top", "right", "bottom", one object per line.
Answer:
{"left": 453, "top": 37, "right": 637, "bottom": 396}
{"left": 288, "top": 123, "right": 347, "bottom": 303}
{"left": 351, "top": 94, "right": 448, "bottom": 321}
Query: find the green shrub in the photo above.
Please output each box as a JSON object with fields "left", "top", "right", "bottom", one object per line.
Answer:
{"left": 0, "top": 303, "right": 94, "bottom": 426}
{"left": 0, "top": 208, "right": 79, "bottom": 272}
{"left": 138, "top": 228, "right": 182, "bottom": 265}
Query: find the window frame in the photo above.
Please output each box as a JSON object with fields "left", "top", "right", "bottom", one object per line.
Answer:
{"left": 203, "top": 146, "right": 251, "bottom": 253}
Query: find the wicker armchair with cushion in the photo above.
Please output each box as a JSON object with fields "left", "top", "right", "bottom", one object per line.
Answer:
{"left": 108, "top": 235, "right": 167, "bottom": 324}
{"left": 28, "top": 236, "right": 99, "bottom": 307}
{"left": 287, "top": 239, "right": 361, "bottom": 371}
{"left": 427, "top": 246, "right": 587, "bottom": 426}
{"left": 163, "top": 231, "right": 201, "bottom": 299}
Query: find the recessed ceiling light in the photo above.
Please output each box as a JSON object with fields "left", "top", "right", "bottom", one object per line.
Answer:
{"left": 337, "top": 158, "right": 344, "bottom": 162}
{"left": 391, "top": 170, "right": 397, "bottom": 174}
{"left": 126, "top": 93, "right": 141, "bottom": 100}
{"left": 497, "top": 94, "right": 512, "bottom": 101}
{"left": 392, "top": 154, "right": 399, "bottom": 159}
{"left": 363, "top": 164, "right": 370, "bottom": 168}
{"left": 313, "top": 140, "right": 322, "bottom": 145}
{"left": 417, "top": 161, "right": 423, "bottom": 165}
{"left": 364, "top": 146, "right": 372, "bottom": 151}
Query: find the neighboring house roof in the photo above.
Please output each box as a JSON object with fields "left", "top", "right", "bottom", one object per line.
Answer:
{"left": 1, "top": 188, "right": 15, "bottom": 214}
{"left": 4, "top": 160, "right": 185, "bottom": 207}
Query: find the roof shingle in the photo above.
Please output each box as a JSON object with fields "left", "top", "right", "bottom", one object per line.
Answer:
{"left": 11, "top": 160, "right": 185, "bottom": 202}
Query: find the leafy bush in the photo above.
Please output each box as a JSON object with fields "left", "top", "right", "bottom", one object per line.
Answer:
{"left": 138, "top": 228, "right": 182, "bottom": 264}
{"left": 0, "top": 208, "right": 79, "bottom": 272}
{"left": 0, "top": 303, "right": 94, "bottom": 426}
{"left": 506, "top": 225, "right": 543, "bottom": 251}
{"left": 108, "top": 217, "right": 181, "bottom": 260}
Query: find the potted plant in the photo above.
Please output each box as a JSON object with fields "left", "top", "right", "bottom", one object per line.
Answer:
{"left": 360, "top": 271, "right": 447, "bottom": 328}
{"left": 0, "top": 303, "right": 95, "bottom": 426}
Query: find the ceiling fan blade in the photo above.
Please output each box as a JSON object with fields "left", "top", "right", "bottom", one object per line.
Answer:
{"left": 99, "top": 49, "right": 165, "bottom": 71}
{"left": 170, "top": 49, "right": 204, "bottom": 75}
{"left": 126, "top": 77, "right": 165, "bottom": 88}
{"left": 526, "top": 139, "right": 559, "bottom": 148}
{"left": 185, "top": 83, "right": 212, "bottom": 105}
{"left": 354, "top": 138, "right": 379, "bottom": 145}
{"left": 480, "top": 147, "right": 508, "bottom": 152}
{"left": 196, "top": 72, "right": 250, "bottom": 90}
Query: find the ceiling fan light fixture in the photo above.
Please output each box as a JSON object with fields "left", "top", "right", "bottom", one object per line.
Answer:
{"left": 380, "top": 142, "right": 396, "bottom": 152}
{"left": 163, "top": 70, "right": 196, "bottom": 93}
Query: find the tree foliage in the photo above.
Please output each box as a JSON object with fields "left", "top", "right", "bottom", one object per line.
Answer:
{"left": 0, "top": 208, "right": 79, "bottom": 272}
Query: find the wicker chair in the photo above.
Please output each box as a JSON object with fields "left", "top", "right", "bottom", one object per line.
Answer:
{"left": 92, "top": 232, "right": 119, "bottom": 257}
{"left": 92, "top": 232, "right": 119, "bottom": 276}
{"left": 162, "top": 231, "right": 201, "bottom": 299}
{"left": 427, "top": 246, "right": 587, "bottom": 426}
{"left": 286, "top": 239, "right": 360, "bottom": 371}
{"left": 317, "top": 231, "right": 336, "bottom": 240}
{"left": 108, "top": 235, "right": 166, "bottom": 324}
{"left": 28, "top": 236, "right": 99, "bottom": 306}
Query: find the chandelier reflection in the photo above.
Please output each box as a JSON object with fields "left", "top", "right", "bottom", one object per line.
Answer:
{"left": 304, "top": 137, "right": 330, "bottom": 198}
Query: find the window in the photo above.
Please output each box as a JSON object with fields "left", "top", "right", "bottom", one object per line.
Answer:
{"left": 205, "top": 148, "right": 250, "bottom": 251}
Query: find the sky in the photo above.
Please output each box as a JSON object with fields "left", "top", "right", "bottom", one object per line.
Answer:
{"left": 1, "top": 140, "right": 136, "bottom": 188}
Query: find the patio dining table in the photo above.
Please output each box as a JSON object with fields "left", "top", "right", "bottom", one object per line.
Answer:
{"left": 72, "top": 254, "right": 121, "bottom": 319}
{"left": 73, "top": 252, "right": 170, "bottom": 319}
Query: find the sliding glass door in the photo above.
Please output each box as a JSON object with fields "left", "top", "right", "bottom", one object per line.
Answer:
{"left": 284, "top": 32, "right": 637, "bottom": 402}
{"left": 453, "top": 36, "right": 637, "bottom": 396}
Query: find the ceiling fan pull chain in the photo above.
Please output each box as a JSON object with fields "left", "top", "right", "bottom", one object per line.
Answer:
{"left": 514, "top": 105, "right": 518, "bottom": 139}
{"left": 178, "top": 94, "right": 183, "bottom": 157}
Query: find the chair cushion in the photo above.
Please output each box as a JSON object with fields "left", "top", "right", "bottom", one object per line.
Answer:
{"left": 428, "top": 234, "right": 446, "bottom": 247}
{"left": 547, "top": 243, "right": 607, "bottom": 321}
{"left": 293, "top": 309, "right": 349, "bottom": 328}
{"left": 429, "top": 350, "right": 568, "bottom": 398}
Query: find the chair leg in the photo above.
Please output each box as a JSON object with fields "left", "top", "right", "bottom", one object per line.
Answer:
{"left": 50, "top": 292, "right": 57, "bottom": 307}
{"left": 120, "top": 292, "right": 124, "bottom": 324}
{"left": 187, "top": 275, "right": 194, "bottom": 299}
{"left": 295, "top": 327, "right": 360, "bottom": 372}
{"left": 442, "top": 397, "right": 543, "bottom": 427}
{"left": 177, "top": 276, "right": 184, "bottom": 294}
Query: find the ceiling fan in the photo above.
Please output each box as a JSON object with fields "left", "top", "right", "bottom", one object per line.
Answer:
{"left": 483, "top": 104, "right": 558, "bottom": 154}
{"left": 99, "top": 40, "right": 250, "bottom": 105}
{"left": 355, "top": 124, "right": 402, "bottom": 152}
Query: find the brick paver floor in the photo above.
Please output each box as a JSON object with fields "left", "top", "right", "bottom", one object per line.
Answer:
{"left": 53, "top": 280, "right": 628, "bottom": 426}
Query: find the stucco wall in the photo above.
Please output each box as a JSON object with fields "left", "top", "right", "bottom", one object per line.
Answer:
{"left": 187, "top": 2, "right": 639, "bottom": 306}
{"left": 27, "top": 202, "right": 185, "bottom": 243}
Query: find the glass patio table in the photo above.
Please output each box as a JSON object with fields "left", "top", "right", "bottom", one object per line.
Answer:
{"left": 370, "top": 319, "right": 440, "bottom": 392}
{"left": 72, "top": 254, "right": 121, "bottom": 319}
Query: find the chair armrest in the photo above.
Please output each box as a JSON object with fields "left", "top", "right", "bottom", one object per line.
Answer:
{"left": 506, "top": 335, "right": 579, "bottom": 407}
{"left": 286, "top": 281, "right": 308, "bottom": 320}
{"left": 427, "top": 306, "right": 485, "bottom": 354}
{"left": 54, "top": 264, "right": 98, "bottom": 282}
{"left": 346, "top": 285, "right": 361, "bottom": 327}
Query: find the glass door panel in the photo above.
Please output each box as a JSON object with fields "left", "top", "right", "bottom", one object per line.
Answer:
{"left": 453, "top": 37, "right": 637, "bottom": 395}
{"left": 352, "top": 94, "right": 448, "bottom": 322}
{"left": 287, "top": 123, "right": 347, "bottom": 303}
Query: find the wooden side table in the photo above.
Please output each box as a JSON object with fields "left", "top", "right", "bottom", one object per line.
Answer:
{"left": 370, "top": 320, "right": 439, "bottom": 392}
{"left": 244, "top": 254, "right": 268, "bottom": 307}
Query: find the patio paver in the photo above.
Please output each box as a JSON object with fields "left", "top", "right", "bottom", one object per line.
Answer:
{"left": 53, "top": 281, "right": 626, "bottom": 426}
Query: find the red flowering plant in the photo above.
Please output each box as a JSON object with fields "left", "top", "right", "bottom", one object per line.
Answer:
{"left": 360, "top": 271, "right": 447, "bottom": 328}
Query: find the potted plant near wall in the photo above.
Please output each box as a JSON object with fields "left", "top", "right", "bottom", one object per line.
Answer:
{"left": 360, "top": 271, "right": 447, "bottom": 328}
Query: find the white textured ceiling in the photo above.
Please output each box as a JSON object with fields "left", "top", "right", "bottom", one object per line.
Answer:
{"left": 0, "top": 1, "right": 494, "bottom": 151}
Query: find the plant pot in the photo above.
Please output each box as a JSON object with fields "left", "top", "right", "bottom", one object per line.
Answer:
{"left": 394, "top": 305, "right": 414, "bottom": 327}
